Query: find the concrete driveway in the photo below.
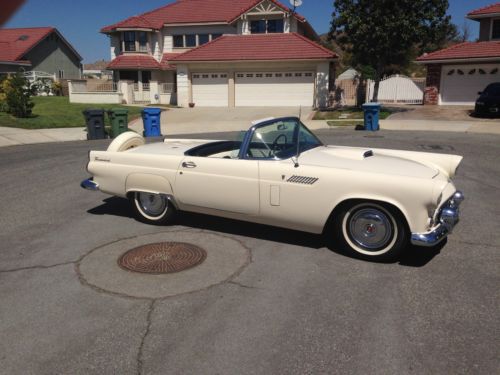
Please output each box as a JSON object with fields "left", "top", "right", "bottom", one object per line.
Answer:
{"left": 0, "top": 129, "right": 498, "bottom": 374}
{"left": 130, "top": 106, "right": 315, "bottom": 135}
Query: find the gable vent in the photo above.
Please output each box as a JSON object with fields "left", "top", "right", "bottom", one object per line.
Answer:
{"left": 287, "top": 175, "right": 319, "bottom": 185}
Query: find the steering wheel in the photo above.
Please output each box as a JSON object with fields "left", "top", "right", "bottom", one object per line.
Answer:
{"left": 270, "top": 134, "right": 287, "bottom": 157}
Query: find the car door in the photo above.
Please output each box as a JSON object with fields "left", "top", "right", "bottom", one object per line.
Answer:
{"left": 174, "top": 156, "right": 260, "bottom": 215}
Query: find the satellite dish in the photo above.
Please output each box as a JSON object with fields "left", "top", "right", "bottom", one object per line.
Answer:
{"left": 289, "top": 0, "right": 303, "bottom": 7}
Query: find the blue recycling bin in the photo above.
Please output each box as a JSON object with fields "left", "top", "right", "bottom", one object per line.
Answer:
{"left": 142, "top": 107, "right": 162, "bottom": 137}
{"left": 362, "top": 102, "right": 381, "bottom": 131}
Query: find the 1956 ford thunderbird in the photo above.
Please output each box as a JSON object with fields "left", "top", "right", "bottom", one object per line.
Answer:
{"left": 81, "top": 117, "right": 464, "bottom": 261}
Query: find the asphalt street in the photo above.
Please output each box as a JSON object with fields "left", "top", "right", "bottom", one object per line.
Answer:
{"left": 0, "top": 128, "right": 499, "bottom": 374}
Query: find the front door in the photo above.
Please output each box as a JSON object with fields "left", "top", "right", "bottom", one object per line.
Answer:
{"left": 174, "top": 157, "right": 259, "bottom": 215}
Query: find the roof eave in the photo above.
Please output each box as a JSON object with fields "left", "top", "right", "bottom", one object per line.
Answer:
{"left": 467, "top": 12, "right": 500, "bottom": 20}
{"left": 0, "top": 60, "right": 32, "bottom": 66}
{"left": 171, "top": 57, "right": 337, "bottom": 64}
{"left": 416, "top": 56, "right": 500, "bottom": 64}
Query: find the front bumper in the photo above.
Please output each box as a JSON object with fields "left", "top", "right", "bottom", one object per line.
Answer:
{"left": 81, "top": 177, "right": 99, "bottom": 191}
{"left": 411, "top": 191, "right": 464, "bottom": 247}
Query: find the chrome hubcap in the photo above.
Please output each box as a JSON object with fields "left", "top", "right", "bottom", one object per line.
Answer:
{"left": 138, "top": 193, "right": 167, "bottom": 217}
{"left": 349, "top": 208, "right": 392, "bottom": 250}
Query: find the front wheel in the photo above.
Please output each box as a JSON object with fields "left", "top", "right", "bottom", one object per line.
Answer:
{"left": 131, "top": 192, "right": 176, "bottom": 225}
{"left": 333, "top": 202, "right": 408, "bottom": 261}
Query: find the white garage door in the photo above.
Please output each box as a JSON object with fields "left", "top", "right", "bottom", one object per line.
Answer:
{"left": 441, "top": 64, "right": 500, "bottom": 105}
{"left": 192, "top": 73, "right": 228, "bottom": 107}
{"left": 235, "top": 71, "right": 315, "bottom": 107}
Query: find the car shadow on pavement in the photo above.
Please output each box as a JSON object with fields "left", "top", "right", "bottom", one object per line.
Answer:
{"left": 88, "top": 197, "right": 442, "bottom": 267}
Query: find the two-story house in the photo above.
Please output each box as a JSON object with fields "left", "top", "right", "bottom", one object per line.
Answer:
{"left": 101, "top": 0, "right": 337, "bottom": 108}
{"left": 0, "top": 27, "right": 82, "bottom": 79}
{"left": 417, "top": 3, "right": 500, "bottom": 105}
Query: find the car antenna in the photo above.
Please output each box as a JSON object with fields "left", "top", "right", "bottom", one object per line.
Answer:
{"left": 298, "top": 105, "right": 302, "bottom": 120}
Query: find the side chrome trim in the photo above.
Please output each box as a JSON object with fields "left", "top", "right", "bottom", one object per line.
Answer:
{"left": 81, "top": 178, "right": 99, "bottom": 191}
{"left": 411, "top": 190, "right": 464, "bottom": 247}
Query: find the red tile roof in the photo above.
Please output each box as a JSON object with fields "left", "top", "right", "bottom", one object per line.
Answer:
{"left": 416, "top": 41, "right": 500, "bottom": 62}
{"left": 161, "top": 53, "right": 180, "bottom": 70}
{"left": 467, "top": 3, "right": 500, "bottom": 17}
{"left": 0, "top": 27, "right": 82, "bottom": 64}
{"left": 107, "top": 54, "right": 162, "bottom": 70}
{"left": 170, "top": 33, "right": 336, "bottom": 62}
{"left": 0, "top": 27, "right": 51, "bottom": 63}
{"left": 101, "top": 0, "right": 306, "bottom": 32}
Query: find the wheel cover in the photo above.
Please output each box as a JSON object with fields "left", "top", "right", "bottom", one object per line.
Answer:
{"left": 138, "top": 193, "right": 167, "bottom": 217}
{"left": 348, "top": 208, "right": 393, "bottom": 250}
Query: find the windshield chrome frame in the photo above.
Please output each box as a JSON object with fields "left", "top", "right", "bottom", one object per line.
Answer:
{"left": 237, "top": 116, "right": 323, "bottom": 161}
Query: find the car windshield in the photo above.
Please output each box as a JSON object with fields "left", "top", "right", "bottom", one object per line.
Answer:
{"left": 484, "top": 83, "right": 500, "bottom": 96}
{"left": 246, "top": 118, "right": 322, "bottom": 159}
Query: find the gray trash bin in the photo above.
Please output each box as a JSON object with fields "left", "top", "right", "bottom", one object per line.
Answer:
{"left": 83, "top": 109, "right": 106, "bottom": 140}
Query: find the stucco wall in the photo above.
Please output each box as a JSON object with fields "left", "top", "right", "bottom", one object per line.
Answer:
{"left": 24, "top": 33, "right": 81, "bottom": 79}
{"left": 69, "top": 92, "right": 123, "bottom": 104}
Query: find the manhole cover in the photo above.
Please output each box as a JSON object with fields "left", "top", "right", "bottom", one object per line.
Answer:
{"left": 118, "top": 242, "right": 207, "bottom": 274}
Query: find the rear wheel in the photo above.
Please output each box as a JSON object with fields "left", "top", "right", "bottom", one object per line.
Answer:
{"left": 333, "top": 202, "right": 408, "bottom": 261}
{"left": 131, "top": 192, "right": 176, "bottom": 225}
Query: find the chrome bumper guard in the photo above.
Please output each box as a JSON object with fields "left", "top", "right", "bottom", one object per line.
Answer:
{"left": 411, "top": 191, "right": 464, "bottom": 247}
{"left": 81, "top": 177, "right": 99, "bottom": 191}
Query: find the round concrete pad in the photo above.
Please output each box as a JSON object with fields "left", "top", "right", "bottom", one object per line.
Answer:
{"left": 78, "top": 231, "right": 250, "bottom": 299}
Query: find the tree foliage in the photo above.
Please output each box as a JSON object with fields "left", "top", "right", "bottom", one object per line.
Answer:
{"left": 2, "top": 71, "right": 35, "bottom": 117}
{"left": 330, "top": 0, "right": 454, "bottom": 101}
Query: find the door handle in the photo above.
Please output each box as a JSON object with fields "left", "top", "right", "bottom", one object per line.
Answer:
{"left": 182, "top": 161, "right": 197, "bottom": 168}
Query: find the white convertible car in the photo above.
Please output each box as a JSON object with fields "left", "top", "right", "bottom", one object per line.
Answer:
{"left": 82, "top": 117, "right": 464, "bottom": 261}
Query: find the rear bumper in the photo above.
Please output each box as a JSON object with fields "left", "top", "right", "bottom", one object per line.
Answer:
{"left": 81, "top": 177, "right": 99, "bottom": 191}
{"left": 411, "top": 191, "right": 464, "bottom": 247}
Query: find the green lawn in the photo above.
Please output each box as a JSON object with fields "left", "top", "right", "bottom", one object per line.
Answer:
{"left": 313, "top": 106, "right": 393, "bottom": 121}
{"left": 0, "top": 97, "right": 146, "bottom": 129}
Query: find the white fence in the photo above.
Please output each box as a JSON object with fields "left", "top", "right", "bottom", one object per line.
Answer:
{"left": 366, "top": 75, "right": 425, "bottom": 104}
{"left": 69, "top": 80, "right": 177, "bottom": 105}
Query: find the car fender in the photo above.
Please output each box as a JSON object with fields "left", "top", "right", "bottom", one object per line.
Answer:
{"left": 125, "top": 173, "right": 173, "bottom": 196}
{"left": 327, "top": 193, "right": 416, "bottom": 232}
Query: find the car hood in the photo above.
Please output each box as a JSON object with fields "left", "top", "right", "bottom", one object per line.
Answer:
{"left": 300, "top": 146, "right": 462, "bottom": 179}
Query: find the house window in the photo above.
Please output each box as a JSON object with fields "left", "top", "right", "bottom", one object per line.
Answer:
{"left": 211, "top": 33, "right": 222, "bottom": 40}
{"left": 138, "top": 31, "right": 148, "bottom": 52}
{"left": 265, "top": 73, "right": 273, "bottom": 77}
{"left": 173, "top": 35, "right": 184, "bottom": 48}
{"left": 285, "top": 73, "right": 292, "bottom": 77}
{"left": 492, "top": 20, "right": 500, "bottom": 39}
{"left": 58, "top": 70, "right": 64, "bottom": 79}
{"left": 305, "top": 72, "right": 313, "bottom": 77}
{"left": 250, "top": 19, "right": 284, "bottom": 34}
{"left": 237, "top": 73, "right": 244, "bottom": 78}
{"left": 220, "top": 74, "right": 227, "bottom": 78}
{"left": 199, "top": 34, "right": 210, "bottom": 45}
{"left": 193, "top": 74, "right": 200, "bottom": 79}
{"left": 267, "top": 19, "right": 284, "bottom": 33}
{"left": 124, "top": 31, "right": 136, "bottom": 52}
{"left": 250, "top": 20, "right": 266, "bottom": 34}
{"left": 185, "top": 34, "right": 197, "bottom": 47}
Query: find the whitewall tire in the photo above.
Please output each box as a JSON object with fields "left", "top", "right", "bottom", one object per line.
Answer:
{"left": 131, "top": 192, "right": 176, "bottom": 225}
{"left": 334, "top": 202, "right": 408, "bottom": 261}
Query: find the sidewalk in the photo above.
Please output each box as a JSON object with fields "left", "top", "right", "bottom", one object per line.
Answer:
{"left": 0, "top": 126, "right": 87, "bottom": 147}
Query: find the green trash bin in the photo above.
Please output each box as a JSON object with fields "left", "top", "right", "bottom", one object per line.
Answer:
{"left": 108, "top": 108, "right": 129, "bottom": 138}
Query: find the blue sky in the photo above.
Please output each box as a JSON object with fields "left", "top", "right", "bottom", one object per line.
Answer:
{"left": 4, "top": 0, "right": 494, "bottom": 63}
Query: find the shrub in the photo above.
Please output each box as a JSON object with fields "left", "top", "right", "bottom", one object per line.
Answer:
{"left": 3, "top": 72, "right": 36, "bottom": 117}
